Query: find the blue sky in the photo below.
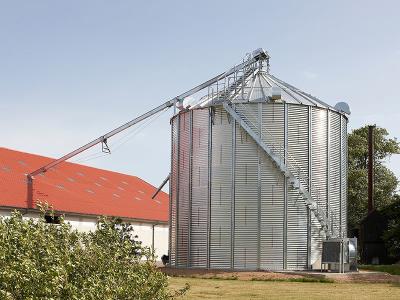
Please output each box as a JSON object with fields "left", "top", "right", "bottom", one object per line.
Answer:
{"left": 1, "top": 0, "right": 399, "bottom": 188}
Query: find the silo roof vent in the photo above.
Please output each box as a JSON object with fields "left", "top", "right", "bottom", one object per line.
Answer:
{"left": 334, "top": 102, "right": 351, "bottom": 115}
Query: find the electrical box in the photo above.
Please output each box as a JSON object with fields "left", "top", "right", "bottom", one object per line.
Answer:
{"left": 322, "top": 238, "right": 357, "bottom": 272}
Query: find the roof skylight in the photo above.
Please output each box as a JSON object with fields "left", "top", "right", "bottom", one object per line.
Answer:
{"left": 18, "top": 160, "right": 27, "bottom": 166}
{"left": 1, "top": 166, "right": 10, "bottom": 172}
{"left": 56, "top": 184, "right": 65, "bottom": 190}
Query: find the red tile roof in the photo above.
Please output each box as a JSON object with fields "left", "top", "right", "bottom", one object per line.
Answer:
{"left": 0, "top": 147, "right": 169, "bottom": 222}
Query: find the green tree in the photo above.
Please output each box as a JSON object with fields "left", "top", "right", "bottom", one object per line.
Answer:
{"left": 0, "top": 205, "right": 188, "bottom": 299}
{"left": 348, "top": 125, "right": 399, "bottom": 234}
{"left": 382, "top": 195, "right": 400, "bottom": 260}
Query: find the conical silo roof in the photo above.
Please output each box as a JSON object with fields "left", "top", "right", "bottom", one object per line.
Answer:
{"left": 228, "top": 68, "right": 335, "bottom": 110}
{"left": 189, "top": 50, "right": 349, "bottom": 115}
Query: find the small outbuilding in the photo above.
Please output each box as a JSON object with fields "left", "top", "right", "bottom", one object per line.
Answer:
{"left": 359, "top": 209, "right": 393, "bottom": 265}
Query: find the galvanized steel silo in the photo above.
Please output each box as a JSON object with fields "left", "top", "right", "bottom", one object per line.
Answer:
{"left": 169, "top": 52, "right": 349, "bottom": 270}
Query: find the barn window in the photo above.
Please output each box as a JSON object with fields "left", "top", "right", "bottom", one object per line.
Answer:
{"left": 45, "top": 215, "right": 60, "bottom": 224}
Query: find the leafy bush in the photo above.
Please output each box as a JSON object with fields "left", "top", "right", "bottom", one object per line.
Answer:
{"left": 0, "top": 205, "right": 186, "bottom": 299}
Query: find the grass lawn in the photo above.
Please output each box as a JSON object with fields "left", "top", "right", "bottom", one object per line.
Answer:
{"left": 169, "top": 277, "right": 400, "bottom": 300}
{"left": 359, "top": 265, "right": 400, "bottom": 276}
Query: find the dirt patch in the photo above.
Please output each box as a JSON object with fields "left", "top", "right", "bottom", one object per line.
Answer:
{"left": 161, "top": 267, "right": 400, "bottom": 284}
{"left": 162, "top": 267, "right": 323, "bottom": 281}
{"left": 331, "top": 270, "right": 400, "bottom": 284}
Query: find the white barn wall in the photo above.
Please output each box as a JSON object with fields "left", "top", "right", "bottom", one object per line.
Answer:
{"left": 0, "top": 209, "right": 168, "bottom": 260}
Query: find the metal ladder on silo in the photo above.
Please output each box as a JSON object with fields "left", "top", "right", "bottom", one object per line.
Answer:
{"left": 223, "top": 101, "right": 333, "bottom": 238}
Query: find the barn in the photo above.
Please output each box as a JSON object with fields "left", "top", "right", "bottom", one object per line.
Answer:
{"left": 0, "top": 147, "right": 169, "bottom": 260}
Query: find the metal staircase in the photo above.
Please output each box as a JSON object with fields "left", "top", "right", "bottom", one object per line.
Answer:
{"left": 223, "top": 101, "right": 332, "bottom": 238}
{"left": 192, "top": 48, "right": 338, "bottom": 238}
{"left": 197, "top": 50, "right": 341, "bottom": 238}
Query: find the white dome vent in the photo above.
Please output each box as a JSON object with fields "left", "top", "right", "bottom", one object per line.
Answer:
{"left": 334, "top": 102, "right": 351, "bottom": 115}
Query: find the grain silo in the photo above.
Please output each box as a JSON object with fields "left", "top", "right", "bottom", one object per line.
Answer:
{"left": 168, "top": 49, "right": 350, "bottom": 270}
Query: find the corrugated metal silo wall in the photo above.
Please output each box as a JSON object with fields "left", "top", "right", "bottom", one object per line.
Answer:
{"left": 286, "top": 104, "right": 309, "bottom": 270}
{"left": 210, "top": 107, "right": 233, "bottom": 269}
{"left": 190, "top": 109, "right": 209, "bottom": 268}
{"left": 234, "top": 104, "right": 259, "bottom": 270}
{"left": 169, "top": 103, "right": 347, "bottom": 270}
{"left": 341, "top": 116, "right": 348, "bottom": 236}
{"left": 177, "top": 113, "right": 190, "bottom": 267}
{"left": 310, "top": 107, "right": 328, "bottom": 266}
{"left": 329, "top": 112, "right": 341, "bottom": 237}
{"left": 169, "top": 116, "right": 178, "bottom": 266}
{"left": 260, "top": 103, "right": 285, "bottom": 270}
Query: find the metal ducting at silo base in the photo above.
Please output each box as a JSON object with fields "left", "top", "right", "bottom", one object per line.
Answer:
{"left": 168, "top": 50, "right": 349, "bottom": 271}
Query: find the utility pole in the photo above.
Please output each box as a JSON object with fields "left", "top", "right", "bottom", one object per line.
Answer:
{"left": 368, "top": 125, "right": 375, "bottom": 213}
